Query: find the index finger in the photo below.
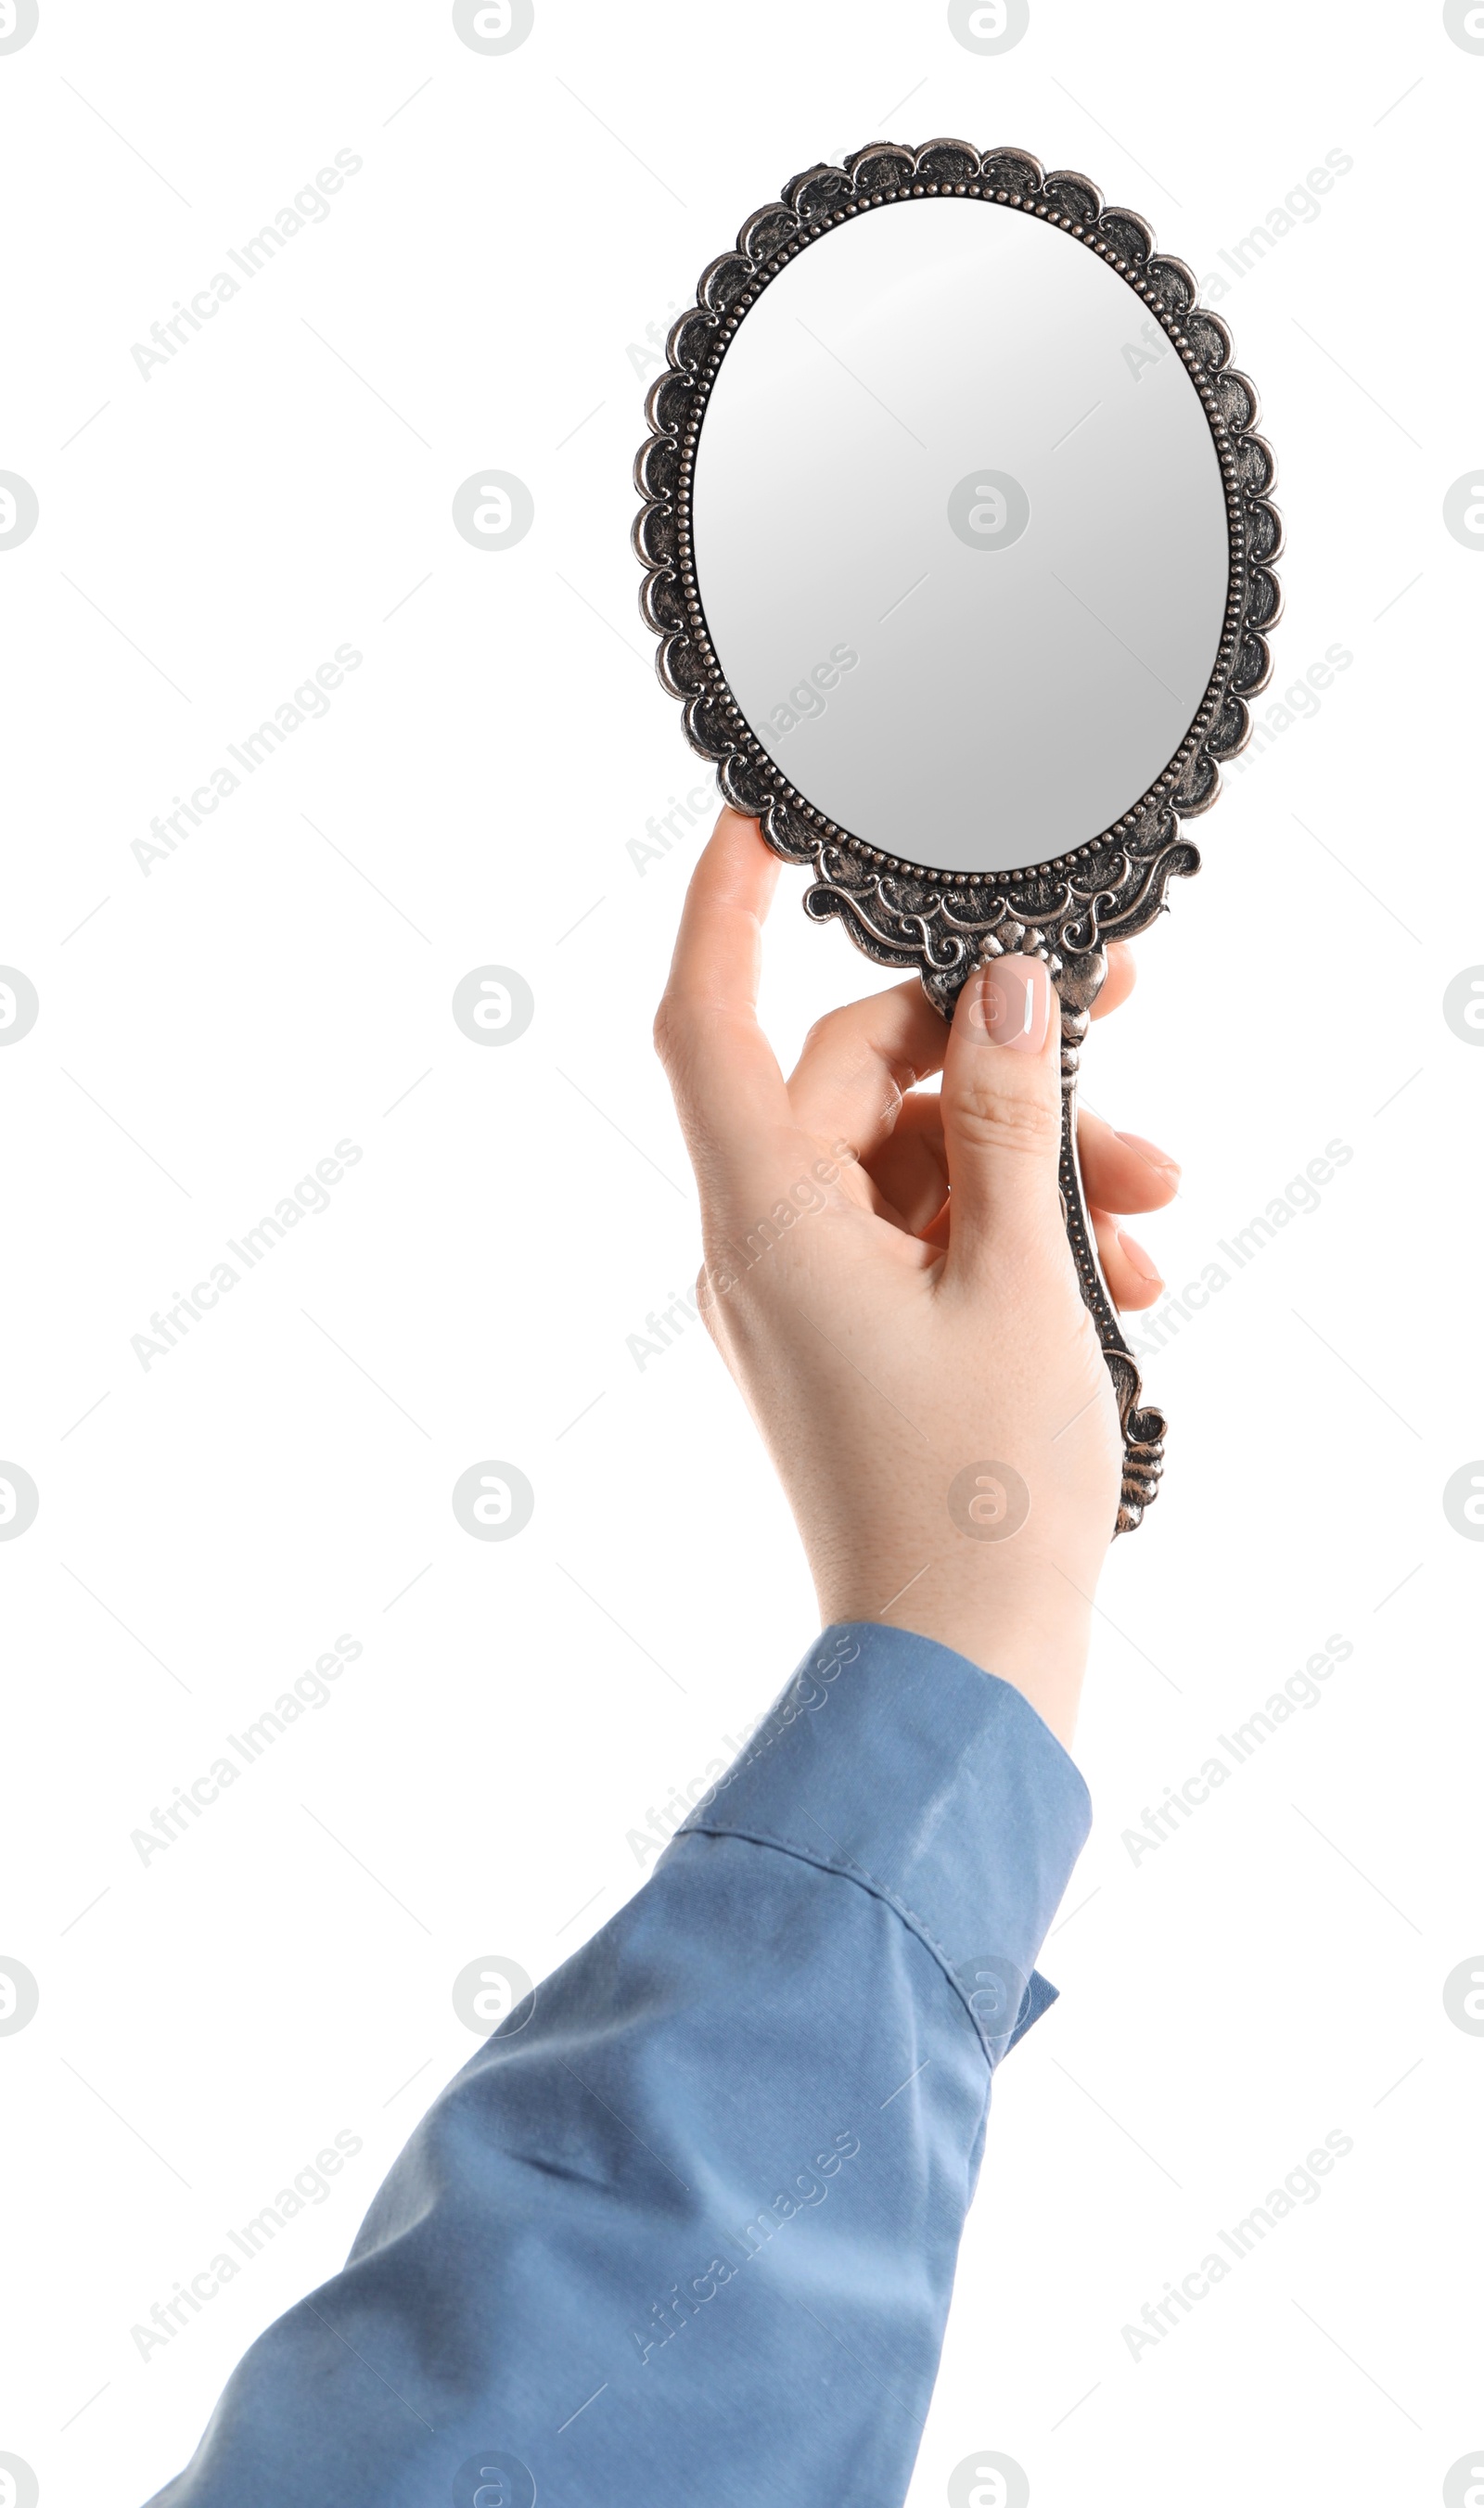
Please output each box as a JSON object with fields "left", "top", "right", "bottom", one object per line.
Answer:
{"left": 654, "top": 808, "right": 792, "bottom": 1162}
{"left": 1090, "top": 941, "right": 1136, "bottom": 1020}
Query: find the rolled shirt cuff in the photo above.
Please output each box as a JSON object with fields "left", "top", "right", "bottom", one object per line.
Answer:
{"left": 676, "top": 1620, "right": 1093, "bottom": 2062}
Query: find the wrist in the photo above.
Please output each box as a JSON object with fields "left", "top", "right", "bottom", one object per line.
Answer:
{"left": 814, "top": 1567, "right": 1094, "bottom": 1751}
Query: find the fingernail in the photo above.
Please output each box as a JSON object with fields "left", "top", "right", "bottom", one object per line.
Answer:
{"left": 976, "top": 955, "right": 1052, "bottom": 1055}
{"left": 1114, "top": 1129, "right": 1182, "bottom": 1180}
{"left": 1117, "top": 1227, "right": 1163, "bottom": 1286}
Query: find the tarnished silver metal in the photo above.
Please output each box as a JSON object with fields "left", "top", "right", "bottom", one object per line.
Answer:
{"left": 633, "top": 138, "right": 1282, "bottom": 1533}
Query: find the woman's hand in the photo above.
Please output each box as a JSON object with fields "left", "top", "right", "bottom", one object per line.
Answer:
{"left": 654, "top": 812, "right": 1180, "bottom": 1748}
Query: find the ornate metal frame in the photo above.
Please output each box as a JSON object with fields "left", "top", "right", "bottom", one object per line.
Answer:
{"left": 633, "top": 139, "right": 1282, "bottom": 1532}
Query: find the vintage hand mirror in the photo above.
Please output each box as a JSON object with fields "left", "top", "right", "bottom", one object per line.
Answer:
{"left": 633, "top": 141, "right": 1281, "bottom": 1531}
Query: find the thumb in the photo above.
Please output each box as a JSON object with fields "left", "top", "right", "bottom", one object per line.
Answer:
{"left": 939, "top": 955, "right": 1066, "bottom": 1283}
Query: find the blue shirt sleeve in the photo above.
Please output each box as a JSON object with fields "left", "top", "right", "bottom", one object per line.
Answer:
{"left": 144, "top": 1622, "right": 1092, "bottom": 2508}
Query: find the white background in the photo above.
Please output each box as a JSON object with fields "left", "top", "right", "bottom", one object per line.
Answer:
{"left": 1, "top": 4, "right": 1480, "bottom": 2503}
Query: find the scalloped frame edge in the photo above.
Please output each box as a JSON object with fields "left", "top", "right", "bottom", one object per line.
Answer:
{"left": 633, "top": 136, "right": 1282, "bottom": 985}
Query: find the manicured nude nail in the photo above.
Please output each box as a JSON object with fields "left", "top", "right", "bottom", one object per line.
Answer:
{"left": 1117, "top": 1227, "right": 1163, "bottom": 1286}
{"left": 979, "top": 955, "right": 1052, "bottom": 1055}
{"left": 1115, "top": 1129, "right": 1181, "bottom": 1179}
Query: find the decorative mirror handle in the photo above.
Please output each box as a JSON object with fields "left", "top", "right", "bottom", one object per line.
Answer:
{"left": 917, "top": 936, "right": 1166, "bottom": 1537}
{"left": 1053, "top": 948, "right": 1165, "bottom": 1536}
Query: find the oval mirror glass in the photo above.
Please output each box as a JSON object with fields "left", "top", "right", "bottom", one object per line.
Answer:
{"left": 689, "top": 196, "right": 1231, "bottom": 875}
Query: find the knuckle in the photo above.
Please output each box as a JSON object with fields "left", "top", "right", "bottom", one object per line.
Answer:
{"left": 651, "top": 992, "right": 690, "bottom": 1072}
{"left": 948, "top": 1085, "right": 1061, "bottom": 1156}
{"left": 800, "top": 1004, "right": 851, "bottom": 1060}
